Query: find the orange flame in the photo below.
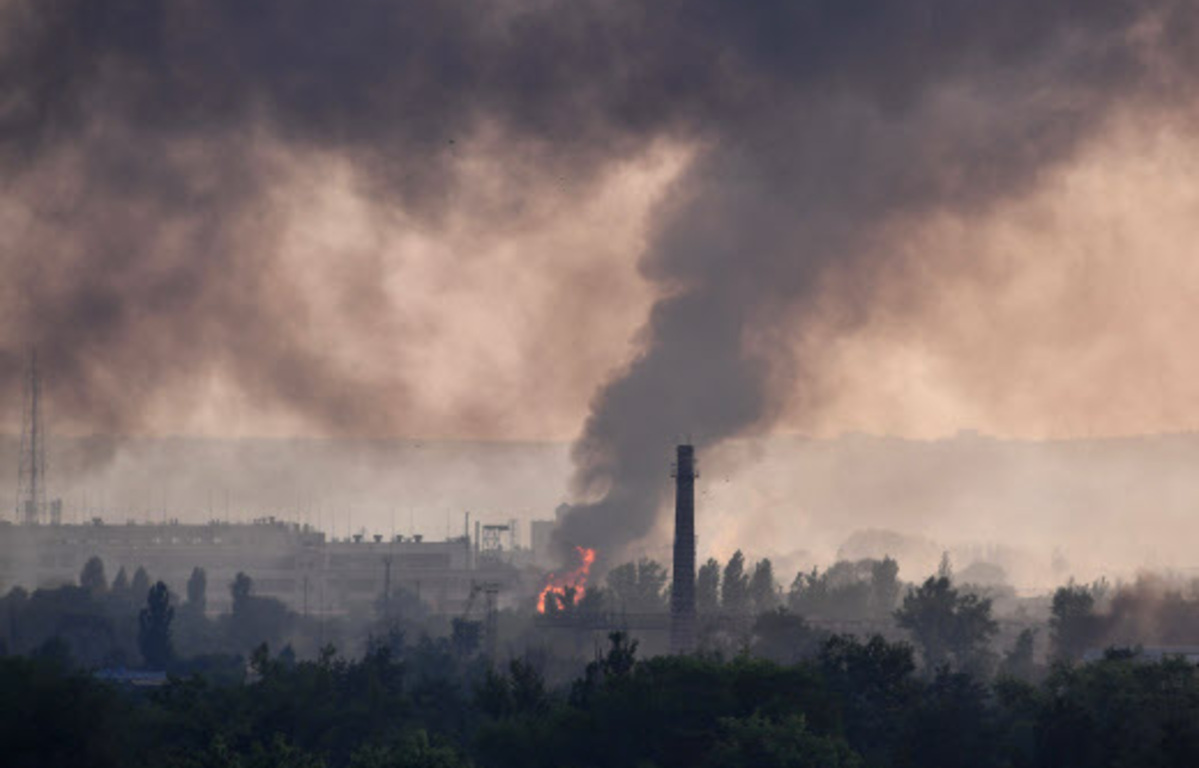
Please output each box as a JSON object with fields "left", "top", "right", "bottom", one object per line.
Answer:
{"left": 537, "top": 546, "right": 597, "bottom": 613}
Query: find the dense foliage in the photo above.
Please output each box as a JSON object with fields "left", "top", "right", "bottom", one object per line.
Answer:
{"left": 6, "top": 551, "right": 1199, "bottom": 766}
{"left": 4, "top": 631, "right": 1199, "bottom": 768}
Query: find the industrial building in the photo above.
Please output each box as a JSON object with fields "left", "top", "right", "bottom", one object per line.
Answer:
{"left": 1, "top": 353, "right": 563, "bottom": 618}
{"left": 0, "top": 516, "right": 531, "bottom": 616}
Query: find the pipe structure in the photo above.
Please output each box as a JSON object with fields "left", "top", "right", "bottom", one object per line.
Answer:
{"left": 670, "top": 444, "right": 696, "bottom": 654}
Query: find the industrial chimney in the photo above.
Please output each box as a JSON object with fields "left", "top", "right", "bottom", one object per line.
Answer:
{"left": 670, "top": 444, "right": 696, "bottom": 654}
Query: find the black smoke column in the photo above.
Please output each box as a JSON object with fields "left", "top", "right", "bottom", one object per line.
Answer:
{"left": 671, "top": 444, "right": 696, "bottom": 654}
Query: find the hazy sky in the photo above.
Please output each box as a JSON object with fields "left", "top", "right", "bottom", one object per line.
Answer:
{"left": 2, "top": 1, "right": 1198, "bottom": 561}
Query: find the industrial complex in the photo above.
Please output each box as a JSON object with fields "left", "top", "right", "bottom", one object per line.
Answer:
{"left": 1, "top": 352, "right": 705, "bottom": 637}
{"left": 0, "top": 514, "right": 537, "bottom": 616}
{"left": 1, "top": 352, "right": 552, "bottom": 615}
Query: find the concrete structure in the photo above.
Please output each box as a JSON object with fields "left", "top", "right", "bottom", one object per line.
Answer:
{"left": 15, "top": 350, "right": 49, "bottom": 526}
{"left": 670, "top": 444, "right": 697, "bottom": 654}
{"left": 0, "top": 517, "right": 523, "bottom": 615}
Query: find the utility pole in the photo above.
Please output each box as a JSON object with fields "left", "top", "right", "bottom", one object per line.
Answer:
{"left": 16, "top": 350, "right": 46, "bottom": 525}
{"left": 483, "top": 582, "right": 500, "bottom": 661}
{"left": 382, "top": 554, "right": 394, "bottom": 618}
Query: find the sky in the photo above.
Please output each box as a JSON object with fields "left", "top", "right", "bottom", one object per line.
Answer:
{"left": 2, "top": 1, "right": 1198, "bottom": 566}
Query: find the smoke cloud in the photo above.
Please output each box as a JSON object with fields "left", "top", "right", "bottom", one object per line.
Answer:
{"left": 560, "top": 1, "right": 1199, "bottom": 561}
{"left": 1, "top": 2, "right": 1197, "bottom": 560}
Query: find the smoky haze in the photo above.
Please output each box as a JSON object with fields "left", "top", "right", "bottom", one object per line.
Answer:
{"left": 1, "top": 2, "right": 1198, "bottom": 563}
{"left": 560, "top": 1, "right": 1199, "bottom": 561}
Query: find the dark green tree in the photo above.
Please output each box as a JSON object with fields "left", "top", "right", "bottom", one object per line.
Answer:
{"left": 450, "top": 618, "right": 481, "bottom": 657}
{"left": 508, "top": 658, "right": 549, "bottom": 716}
{"left": 110, "top": 566, "right": 129, "bottom": 595}
{"left": 1036, "top": 655, "right": 1199, "bottom": 767}
{"left": 227, "top": 571, "right": 292, "bottom": 651}
{"left": 937, "top": 551, "right": 953, "bottom": 580}
{"left": 79, "top": 556, "right": 107, "bottom": 593}
{"left": 697, "top": 558, "right": 721, "bottom": 613}
{"left": 788, "top": 561, "right": 875, "bottom": 620}
{"left": 705, "top": 712, "right": 862, "bottom": 768}
{"left": 819, "top": 634, "right": 919, "bottom": 762}
{"left": 998, "top": 628, "right": 1038, "bottom": 681}
{"left": 894, "top": 575, "right": 998, "bottom": 674}
{"left": 349, "top": 730, "right": 466, "bottom": 768}
{"left": 749, "top": 558, "right": 778, "bottom": 613}
{"left": 138, "top": 581, "right": 174, "bottom": 668}
{"left": 722, "top": 550, "right": 749, "bottom": 613}
{"left": 186, "top": 566, "right": 207, "bottom": 613}
{"left": 1049, "top": 583, "right": 1104, "bottom": 662}
{"left": 904, "top": 670, "right": 1002, "bottom": 768}
{"left": 573, "top": 631, "right": 639, "bottom": 705}
{"left": 751, "top": 608, "right": 824, "bottom": 664}
{"left": 231, "top": 571, "right": 253, "bottom": 610}
{"left": 605, "top": 558, "right": 669, "bottom": 612}
{"left": 130, "top": 566, "right": 151, "bottom": 599}
{"left": 16, "top": 586, "right": 120, "bottom": 666}
{"left": 869, "top": 557, "right": 901, "bottom": 618}
{"left": 576, "top": 585, "right": 606, "bottom": 614}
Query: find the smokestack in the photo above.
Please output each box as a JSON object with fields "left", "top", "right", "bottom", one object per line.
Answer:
{"left": 671, "top": 444, "right": 696, "bottom": 654}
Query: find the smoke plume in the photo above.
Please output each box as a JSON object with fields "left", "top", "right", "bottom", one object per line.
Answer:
{"left": 558, "top": 1, "right": 1199, "bottom": 561}
{"left": 1, "top": 2, "right": 1197, "bottom": 559}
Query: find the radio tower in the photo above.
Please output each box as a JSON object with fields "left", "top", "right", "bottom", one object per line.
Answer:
{"left": 16, "top": 349, "right": 46, "bottom": 525}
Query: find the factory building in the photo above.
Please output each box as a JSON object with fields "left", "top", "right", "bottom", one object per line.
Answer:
{"left": 0, "top": 357, "right": 536, "bottom": 615}
{"left": 0, "top": 517, "right": 527, "bottom": 616}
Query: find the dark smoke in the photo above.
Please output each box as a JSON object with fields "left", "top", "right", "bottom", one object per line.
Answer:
{"left": 1, "top": 2, "right": 1196, "bottom": 559}
{"left": 0, "top": 0, "right": 718, "bottom": 435}
{"left": 559, "top": 1, "right": 1199, "bottom": 561}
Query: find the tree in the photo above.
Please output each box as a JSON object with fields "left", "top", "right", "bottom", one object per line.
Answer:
{"left": 79, "top": 557, "right": 107, "bottom": 593}
{"left": 998, "top": 628, "right": 1038, "bottom": 681}
{"left": 20, "top": 587, "right": 120, "bottom": 667}
{"left": 508, "top": 658, "right": 548, "bottom": 716}
{"left": 722, "top": 551, "right": 749, "bottom": 613}
{"left": 752, "top": 608, "right": 824, "bottom": 664}
{"left": 576, "top": 585, "right": 606, "bottom": 614}
{"left": 349, "top": 730, "right": 466, "bottom": 768}
{"left": 110, "top": 567, "right": 129, "bottom": 595}
{"left": 749, "top": 558, "right": 778, "bottom": 613}
{"left": 605, "top": 558, "right": 668, "bottom": 612}
{"left": 130, "top": 566, "right": 151, "bottom": 600}
{"left": 904, "top": 669, "right": 1001, "bottom": 768}
{"left": 705, "top": 713, "right": 862, "bottom": 768}
{"left": 869, "top": 557, "right": 901, "bottom": 618}
{"left": 632, "top": 558, "right": 668, "bottom": 611}
{"left": 819, "top": 634, "right": 918, "bottom": 761}
{"left": 894, "top": 575, "right": 998, "bottom": 674}
{"left": 937, "top": 552, "right": 953, "bottom": 580}
{"left": 228, "top": 572, "right": 292, "bottom": 651}
{"left": 187, "top": 567, "right": 207, "bottom": 614}
{"left": 697, "top": 558, "right": 721, "bottom": 613}
{"left": 138, "top": 581, "right": 174, "bottom": 668}
{"left": 450, "top": 618, "right": 481, "bottom": 657}
{"left": 788, "top": 560, "right": 876, "bottom": 620}
{"left": 543, "top": 584, "right": 580, "bottom": 615}
{"left": 1049, "top": 583, "right": 1104, "bottom": 662}
{"left": 231, "top": 572, "right": 253, "bottom": 612}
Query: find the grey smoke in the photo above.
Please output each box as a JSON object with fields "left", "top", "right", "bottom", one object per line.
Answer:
{"left": 0, "top": 1, "right": 1196, "bottom": 560}
{"left": 558, "top": 0, "right": 1199, "bottom": 561}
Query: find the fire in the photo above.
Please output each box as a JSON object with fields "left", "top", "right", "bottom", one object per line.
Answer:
{"left": 537, "top": 546, "right": 597, "bottom": 613}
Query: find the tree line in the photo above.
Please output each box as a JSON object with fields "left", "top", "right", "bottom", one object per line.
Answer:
{"left": 5, "top": 626, "right": 1199, "bottom": 767}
